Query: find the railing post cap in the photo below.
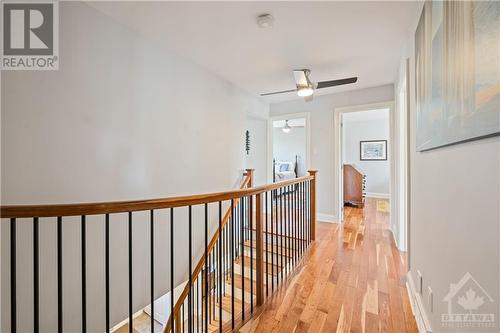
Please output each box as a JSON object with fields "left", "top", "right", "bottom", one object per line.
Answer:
{"left": 245, "top": 168, "right": 255, "bottom": 172}
{"left": 308, "top": 170, "right": 318, "bottom": 175}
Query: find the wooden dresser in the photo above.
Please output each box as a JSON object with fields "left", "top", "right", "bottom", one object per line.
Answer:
{"left": 343, "top": 164, "right": 366, "bottom": 207}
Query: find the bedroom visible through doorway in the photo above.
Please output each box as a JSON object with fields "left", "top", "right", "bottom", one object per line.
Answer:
{"left": 271, "top": 116, "right": 309, "bottom": 183}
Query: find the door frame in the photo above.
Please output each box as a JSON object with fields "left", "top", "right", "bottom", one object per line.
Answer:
{"left": 333, "top": 101, "right": 395, "bottom": 224}
{"left": 267, "top": 112, "right": 311, "bottom": 184}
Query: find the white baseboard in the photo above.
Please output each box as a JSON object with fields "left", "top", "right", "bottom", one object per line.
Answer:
{"left": 365, "top": 192, "right": 390, "bottom": 199}
{"left": 317, "top": 213, "right": 338, "bottom": 223}
{"left": 406, "top": 272, "right": 433, "bottom": 333}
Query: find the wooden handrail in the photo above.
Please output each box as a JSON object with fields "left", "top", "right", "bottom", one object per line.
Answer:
{"left": 164, "top": 170, "right": 253, "bottom": 332}
{"left": 0, "top": 174, "right": 314, "bottom": 218}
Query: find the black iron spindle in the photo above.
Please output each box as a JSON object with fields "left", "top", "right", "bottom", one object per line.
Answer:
{"left": 280, "top": 188, "right": 284, "bottom": 282}
{"left": 128, "top": 212, "right": 133, "bottom": 333}
{"left": 249, "top": 196, "right": 254, "bottom": 313}
{"left": 271, "top": 190, "right": 274, "bottom": 292}
{"left": 188, "top": 206, "right": 192, "bottom": 333}
{"left": 265, "top": 191, "right": 269, "bottom": 296}
{"left": 240, "top": 197, "right": 245, "bottom": 320}
{"left": 150, "top": 210, "right": 154, "bottom": 333}
{"left": 57, "top": 216, "right": 63, "bottom": 333}
{"left": 105, "top": 214, "right": 110, "bottom": 333}
{"left": 231, "top": 199, "right": 235, "bottom": 329}
{"left": 218, "top": 202, "right": 223, "bottom": 332}
{"left": 34, "top": 217, "right": 39, "bottom": 333}
{"left": 204, "top": 204, "right": 208, "bottom": 333}
{"left": 81, "top": 216, "right": 86, "bottom": 333}
{"left": 170, "top": 209, "right": 175, "bottom": 333}
{"left": 10, "top": 218, "right": 16, "bottom": 333}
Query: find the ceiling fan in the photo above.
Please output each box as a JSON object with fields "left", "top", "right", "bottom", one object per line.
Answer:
{"left": 261, "top": 69, "right": 357, "bottom": 102}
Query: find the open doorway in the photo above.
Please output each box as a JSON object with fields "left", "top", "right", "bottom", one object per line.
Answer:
{"left": 268, "top": 113, "right": 310, "bottom": 184}
{"left": 342, "top": 108, "right": 390, "bottom": 207}
{"left": 334, "top": 101, "right": 408, "bottom": 254}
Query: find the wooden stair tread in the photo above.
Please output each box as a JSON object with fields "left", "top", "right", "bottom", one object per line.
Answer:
{"left": 243, "top": 226, "right": 308, "bottom": 241}
{"left": 218, "top": 294, "right": 250, "bottom": 313}
{"left": 225, "top": 273, "right": 257, "bottom": 293}
{"left": 235, "top": 255, "right": 282, "bottom": 275}
{"left": 243, "top": 240, "right": 295, "bottom": 257}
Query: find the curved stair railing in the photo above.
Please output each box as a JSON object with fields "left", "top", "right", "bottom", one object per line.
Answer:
{"left": 1, "top": 169, "right": 317, "bottom": 333}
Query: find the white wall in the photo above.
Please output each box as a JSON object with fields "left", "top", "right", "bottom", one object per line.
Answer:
{"left": 1, "top": 3, "right": 268, "bottom": 332}
{"left": 343, "top": 117, "right": 390, "bottom": 196}
{"left": 273, "top": 126, "right": 306, "bottom": 177}
{"left": 270, "top": 85, "right": 394, "bottom": 221}
{"left": 399, "top": 3, "right": 500, "bottom": 332}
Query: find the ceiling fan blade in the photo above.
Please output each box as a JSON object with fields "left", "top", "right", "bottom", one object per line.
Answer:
{"left": 293, "top": 70, "right": 309, "bottom": 86}
{"left": 316, "top": 77, "right": 357, "bottom": 89}
{"left": 304, "top": 94, "right": 314, "bottom": 102}
{"left": 260, "top": 89, "right": 296, "bottom": 96}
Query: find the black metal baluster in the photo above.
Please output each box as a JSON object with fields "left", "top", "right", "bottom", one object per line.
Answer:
{"left": 57, "top": 216, "right": 63, "bottom": 333}
{"left": 292, "top": 184, "right": 299, "bottom": 265}
{"left": 240, "top": 197, "right": 245, "bottom": 320}
{"left": 81, "top": 216, "right": 86, "bottom": 333}
{"left": 218, "top": 202, "right": 223, "bottom": 332}
{"left": 33, "top": 217, "right": 39, "bottom": 333}
{"left": 188, "top": 206, "right": 192, "bottom": 333}
{"left": 307, "top": 181, "right": 310, "bottom": 244}
{"left": 170, "top": 209, "right": 175, "bottom": 333}
{"left": 280, "top": 188, "right": 284, "bottom": 282}
{"left": 285, "top": 187, "right": 289, "bottom": 276}
{"left": 128, "top": 212, "right": 133, "bottom": 333}
{"left": 249, "top": 196, "right": 253, "bottom": 313}
{"left": 10, "top": 218, "right": 16, "bottom": 333}
{"left": 265, "top": 191, "right": 269, "bottom": 296}
{"left": 196, "top": 275, "right": 199, "bottom": 333}
{"left": 105, "top": 214, "right": 110, "bottom": 333}
{"left": 231, "top": 199, "right": 235, "bottom": 329}
{"left": 204, "top": 204, "right": 208, "bottom": 333}
{"left": 301, "top": 182, "right": 304, "bottom": 255}
{"left": 150, "top": 210, "right": 155, "bottom": 333}
{"left": 270, "top": 190, "right": 274, "bottom": 292}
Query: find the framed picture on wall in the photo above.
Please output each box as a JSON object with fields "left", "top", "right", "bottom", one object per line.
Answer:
{"left": 360, "top": 140, "right": 387, "bottom": 161}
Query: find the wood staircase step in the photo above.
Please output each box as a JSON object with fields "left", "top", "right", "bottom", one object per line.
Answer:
{"left": 244, "top": 226, "right": 307, "bottom": 243}
{"left": 225, "top": 273, "right": 257, "bottom": 294}
{"left": 235, "top": 255, "right": 281, "bottom": 276}
{"left": 244, "top": 240, "right": 295, "bottom": 257}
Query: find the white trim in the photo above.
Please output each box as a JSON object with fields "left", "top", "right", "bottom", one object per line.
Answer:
{"left": 365, "top": 192, "right": 390, "bottom": 199}
{"left": 407, "top": 273, "right": 433, "bottom": 333}
{"left": 317, "top": 213, "right": 338, "bottom": 223}
{"left": 267, "top": 112, "right": 311, "bottom": 183}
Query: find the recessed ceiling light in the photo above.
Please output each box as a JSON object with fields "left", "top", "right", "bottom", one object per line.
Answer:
{"left": 256, "top": 14, "right": 274, "bottom": 28}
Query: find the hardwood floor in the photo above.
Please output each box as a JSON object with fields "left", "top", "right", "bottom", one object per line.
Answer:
{"left": 239, "top": 198, "right": 418, "bottom": 333}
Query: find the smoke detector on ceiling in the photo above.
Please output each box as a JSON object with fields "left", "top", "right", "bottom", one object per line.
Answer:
{"left": 256, "top": 14, "right": 274, "bottom": 28}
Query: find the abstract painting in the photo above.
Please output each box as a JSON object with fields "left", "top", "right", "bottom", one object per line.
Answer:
{"left": 360, "top": 140, "right": 387, "bottom": 161}
{"left": 415, "top": 1, "right": 500, "bottom": 151}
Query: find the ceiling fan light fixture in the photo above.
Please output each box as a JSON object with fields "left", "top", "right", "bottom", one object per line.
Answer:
{"left": 297, "top": 86, "right": 314, "bottom": 97}
{"left": 282, "top": 120, "right": 292, "bottom": 133}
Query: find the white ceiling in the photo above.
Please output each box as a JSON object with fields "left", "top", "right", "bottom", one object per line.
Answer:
{"left": 89, "top": 1, "right": 420, "bottom": 103}
{"left": 342, "top": 108, "right": 389, "bottom": 123}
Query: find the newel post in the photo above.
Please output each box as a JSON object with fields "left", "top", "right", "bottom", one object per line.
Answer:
{"left": 245, "top": 168, "right": 254, "bottom": 188}
{"left": 308, "top": 170, "right": 318, "bottom": 241}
